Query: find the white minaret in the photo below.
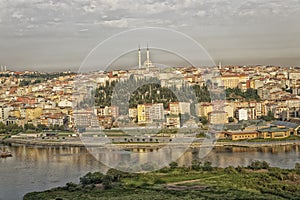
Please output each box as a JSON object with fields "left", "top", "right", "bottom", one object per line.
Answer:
{"left": 218, "top": 61, "right": 222, "bottom": 70}
{"left": 138, "top": 45, "right": 141, "bottom": 69}
{"left": 4, "top": 65, "right": 7, "bottom": 71}
{"left": 146, "top": 44, "right": 150, "bottom": 68}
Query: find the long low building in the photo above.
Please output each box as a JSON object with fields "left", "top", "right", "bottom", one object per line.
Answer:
{"left": 272, "top": 121, "right": 300, "bottom": 135}
{"left": 257, "top": 126, "right": 290, "bottom": 139}
{"left": 224, "top": 131, "right": 258, "bottom": 141}
{"left": 219, "top": 125, "right": 292, "bottom": 141}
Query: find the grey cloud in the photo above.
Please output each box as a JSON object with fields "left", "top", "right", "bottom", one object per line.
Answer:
{"left": 0, "top": 0, "right": 299, "bottom": 70}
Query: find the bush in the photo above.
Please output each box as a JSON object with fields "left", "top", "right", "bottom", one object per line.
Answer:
{"left": 158, "top": 167, "right": 171, "bottom": 173}
{"left": 65, "top": 182, "right": 79, "bottom": 192}
{"left": 249, "top": 160, "right": 270, "bottom": 170}
{"left": 191, "top": 160, "right": 202, "bottom": 171}
{"left": 102, "top": 175, "right": 113, "bottom": 190}
{"left": 169, "top": 161, "right": 178, "bottom": 170}
{"left": 80, "top": 172, "right": 104, "bottom": 185}
{"left": 269, "top": 171, "right": 284, "bottom": 181}
{"left": 236, "top": 166, "right": 246, "bottom": 173}
{"left": 202, "top": 161, "right": 213, "bottom": 171}
{"left": 295, "top": 163, "right": 300, "bottom": 174}
{"left": 225, "top": 166, "right": 237, "bottom": 174}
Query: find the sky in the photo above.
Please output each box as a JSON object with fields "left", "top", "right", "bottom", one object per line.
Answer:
{"left": 0, "top": 0, "right": 300, "bottom": 72}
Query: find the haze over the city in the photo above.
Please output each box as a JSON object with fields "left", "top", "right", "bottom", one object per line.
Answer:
{"left": 0, "top": 0, "right": 300, "bottom": 71}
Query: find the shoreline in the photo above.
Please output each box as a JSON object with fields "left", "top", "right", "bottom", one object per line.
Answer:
{"left": 3, "top": 138, "right": 300, "bottom": 148}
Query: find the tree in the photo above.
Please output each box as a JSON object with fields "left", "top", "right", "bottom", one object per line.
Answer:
{"left": 79, "top": 172, "right": 104, "bottom": 185}
{"left": 102, "top": 175, "right": 112, "bottom": 189}
{"left": 249, "top": 160, "right": 270, "bottom": 170}
{"left": 19, "top": 79, "right": 31, "bottom": 87}
{"left": 202, "top": 161, "right": 213, "bottom": 171}
{"left": 295, "top": 163, "right": 300, "bottom": 174}
{"left": 191, "top": 160, "right": 202, "bottom": 171}
{"left": 225, "top": 87, "right": 261, "bottom": 101}
{"left": 37, "top": 124, "right": 48, "bottom": 131}
{"left": 199, "top": 116, "right": 208, "bottom": 125}
{"left": 228, "top": 117, "right": 235, "bottom": 123}
{"left": 169, "top": 161, "right": 178, "bottom": 170}
{"left": 106, "top": 168, "right": 129, "bottom": 182}
{"left": 260, "top": 111, "right": 275, "bottom": 121}
{"left": 24, "top": 124, "right": 36, "bottom": 131}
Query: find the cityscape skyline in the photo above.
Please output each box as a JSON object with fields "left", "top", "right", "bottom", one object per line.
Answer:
{"left": 0, "top": 0, "right": 300, "bottom": 71}
{"left": 1, "top": 1, "right": 300, "bottom": 199}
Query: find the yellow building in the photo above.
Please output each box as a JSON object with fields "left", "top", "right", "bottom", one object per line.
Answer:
{"left": 9, "top": 109, "right": 21, "bottom": 118}
{"left": 137, "top": 104, "right": 146, "bottom": 123}
{"left": 137, "top": 104, "right": 152, "bottom": 124}
{"left": 225, "top": 131, "right": 258, "bottom": 141}
{"left": 25, "top": 107, "right": 43, "bottom": 121}
{"left": 213, "top": 74, "right": 249, "bottom": 89}
{"left": 196, "top": 102, "right": 213, "bottom": 117}
{"left": 257, "top": 126, "right": 290, "bottom": 139}
{"left": 169, "top": 102, "right": 179, "bottom": 115}
{"left": 165, "top": 115, "right": 180, "bottom": 128}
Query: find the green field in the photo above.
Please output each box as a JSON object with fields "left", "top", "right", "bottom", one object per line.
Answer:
{"left": 24, "top": 161, "right": 300, "bottom": 200}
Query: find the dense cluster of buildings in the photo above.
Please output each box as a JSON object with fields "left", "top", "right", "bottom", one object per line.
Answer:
{"left": 0, "top": 69, "right": 74, "bottom": 129}
{"left": 1, "top": 49, "right": 300, "bottom": 140}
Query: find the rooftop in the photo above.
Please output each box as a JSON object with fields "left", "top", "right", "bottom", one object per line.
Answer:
{"left": 257, "top": 126, "right": 290, "bottom": 132}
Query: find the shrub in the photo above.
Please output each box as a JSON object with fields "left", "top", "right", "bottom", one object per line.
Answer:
{"left": 65, "top": 182, "right": 79, "bottom": 192}
{"left": 249, "top": 160, "right": 270, "bottom": 170}
{"left": 102, "top": 175, "right": 112, "bottom": 190}
{"left": 202, "top": 161, "right": 213, "bottom": 171}
{"left": 225, "top": 166, "right": 237, "bottom": 174}
{"left": 191, "top": 160, "right": 202, "bottom": 171}
{"left": 169, "top": 161, "right": 178, "bottom": 170}
{"left": 295, "top": 163, "right": 300, "bottom": 174}
{"left": 80, "top": 172, "right": 104, "bottom": 185}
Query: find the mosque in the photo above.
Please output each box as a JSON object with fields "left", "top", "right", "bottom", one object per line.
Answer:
{"left": 137, "top": 45, "right": 155, "bottom": 69}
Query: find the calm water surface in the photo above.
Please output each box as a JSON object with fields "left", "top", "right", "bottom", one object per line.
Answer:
{"left": 0, "top": 144, "right": 299, "bottom": 200}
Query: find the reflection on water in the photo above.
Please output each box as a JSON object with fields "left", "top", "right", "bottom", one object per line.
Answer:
{"left": 0, "top": 144, "right": 300, "bottom": 200}
{"left": 178, "top": 145, "right": 300, "bottom": 169}
{"left": 0, "top": 145, "right": 106, "bottom": 200}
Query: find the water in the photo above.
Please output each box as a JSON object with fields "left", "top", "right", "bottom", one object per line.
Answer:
{"left": 0, "top": 144, "right": 300, "bottom": 200}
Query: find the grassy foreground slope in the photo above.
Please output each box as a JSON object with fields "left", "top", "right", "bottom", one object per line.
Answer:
{"left": 24, "top": 161, "right": 300, "bottom": 200}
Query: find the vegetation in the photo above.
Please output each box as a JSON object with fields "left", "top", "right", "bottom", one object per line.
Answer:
{"left": 199, "top": 116, "right": 208, "bottom": 125}
{"left": 259, "top": 111, "right": 276, "bottom": 121}
{"left": 0, "top": 122, "right": 66, "bottom": 136}
{"left": 18, "top": 72, "right": 75, "bottom": 87}
{"left": 24, "top": 161, "right": 300, "bottom": 200}
{"left": 228, "top": 117, "right": 235, "bottom": 123}
{"left": 93, "top": 78, "right": 211, "bottom": 114}
{"left": 226, "top": 87, "right": 261, "bottom": 101}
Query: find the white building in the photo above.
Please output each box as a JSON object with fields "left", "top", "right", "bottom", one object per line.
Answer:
{"left": 0, "top": 105, "right": 12, "bottom": 122}
{"left": 58, "top": 99, "right": 72, "bottom": 107}
{"left": 236, "top": 108, "right": 248, "bottom": 121}
{"left": 151, "top": 103, "right": 164, "bottom": 120}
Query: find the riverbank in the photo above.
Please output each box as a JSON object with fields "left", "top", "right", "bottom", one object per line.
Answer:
{"left": 3, "top": 137, "right": 300, "bottom": 149}
{"left": 2, "top": 143, "right": 300, "bottom": 199}
{"left": 24, "top": 161, "right": 300, "bottom": 200}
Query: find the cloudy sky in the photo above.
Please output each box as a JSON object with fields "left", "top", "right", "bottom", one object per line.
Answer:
{"left": 0, "top": 0, "right": 299, "bottom": 71}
